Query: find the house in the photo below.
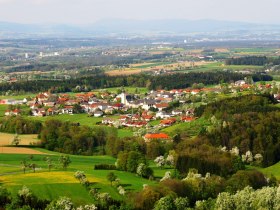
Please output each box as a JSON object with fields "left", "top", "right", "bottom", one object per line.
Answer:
{"left": 143, "top": 133, "right": 170, "bottom": 143}
{"left": 154, "top": 103, "right": 169, "bottom": 111}
{"left": 142, "top": 99, "right": 157, "bottom": 111}
{"left": 274, "top": 94, "right": 280, "bottom": 102}
{"left": 5, "top": 109, "right": 21, "bottom": 116}
{"left": 160, "top": 118, "right": 176, "bottom": 127}
{"left": 61, "top": 106, "right": 73, "bottom": 114}
{"left": 191, "top": 89, "right": 201, "bottom": 95}
{"left": 102, "top": 118, "right": 115, "bottom": 125}
{"left": 47, "top": 108, "right": 56, "bottom": 116}
{"left": 156, "top": 111, "right": 173, "bottom": 119}
{"left": 235, "top": 80, "right": 246, "bottom": 86}
{"left": 94, "top": 111, "right": 103, "bottom": 117}
{"left": 181, "top": 116, "right": 195, "bottom": 122}
{"left": 172, "top": 110, "right": 183, "bottom": 115}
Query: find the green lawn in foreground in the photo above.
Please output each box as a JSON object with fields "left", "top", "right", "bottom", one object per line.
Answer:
{"left": 0, "top": 152, "right": 161, "bottom": 205}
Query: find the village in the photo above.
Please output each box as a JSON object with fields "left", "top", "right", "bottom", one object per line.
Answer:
{"left": 1, "top": 80, "right": 279, "bottom": 142}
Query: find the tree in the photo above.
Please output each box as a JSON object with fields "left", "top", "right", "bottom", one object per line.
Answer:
{"left": 153, "top": 195, "right": 176, "bottom": 210}
{"left": 46, "top": 196, "right": 74, "bottom": 210}
{"left": 0, "top": 186, "right": 11, "bottom": 208}
{"left": 74, "top": 171, "right": 89, "bottom": 186}
{"left": 45, "top": 157, "right": 53, "bottom": 172}
{"left": 29, "top": 163, "right": 36, "bottom": 173}
{"left": 154, "top": 156, "right": 165, "bottom": 169}
{"left": 21, "top": 160, "right": 28, "bottom": 174}
{"left": 107, "top": 172, "right": 117, "bottom": 186}
{"left": 58, "top": 155, "right": 71, "bottom": 170}
{"left": 136, "top": 163, "right": 154, "bottom": 178}
{"left": 11, "top": 134, "right": 21, "bottom": 146}
{"left": 174, "top": 197, "right": 189, "bottom": 210}
{"left": 215, "top": 192, "right": 235, "bottom": 210}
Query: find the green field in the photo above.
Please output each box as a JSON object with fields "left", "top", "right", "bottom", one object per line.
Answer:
{"left": 162, "top": 117, "right": 211, "bottom": 137}
{"left": 94, "top": 86, "right": 149, "bottom": 94}
{"left": 0, "top": 151, "right": 163, "bottom": 205}
{"left": 26, "top": 114, "right": 133, "bottom": 138}
{"left": 133, "top": 62, "right": 172, "bottom": 69}
{"left": 0, "top": 93, "right": 36, "bottom": 100}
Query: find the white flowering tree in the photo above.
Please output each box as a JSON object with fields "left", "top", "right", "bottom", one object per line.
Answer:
{"left": 117, "top": 186, "right": 126, "bottom": 195}
{"left": 160, "top": 171, "right": 172, "bottom": 182}
{"left": 153, "top": 195, "right": 176, "bottom": 210}
{"left": 74, "top": 171, "right": 89, "bottom": 186}
{"left": 76, "top": 204, "right": 97, "bottom": 210}
{"left": 46, "top": 196, "right": 74, "bottom": 210}
{"left": 174, "top": 197, "right": 189, "bottom": 210}
{"left": 215, "top": 192, "right": 235, "bottom": 210}
{"left": 154, "top": 156, "right": 165, "bottom": 169}
{"left": 137, "top": 163, "right": 147, "bottom": 177}
{"left": 233, "top": 186, "right": 254, "bottom": 210}
{"left": 230, "top": 146, "right": 240, "bottom": 156}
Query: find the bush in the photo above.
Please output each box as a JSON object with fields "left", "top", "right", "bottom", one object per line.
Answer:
{"left": 94, "top": 164, "right": 117, "bottom": 170}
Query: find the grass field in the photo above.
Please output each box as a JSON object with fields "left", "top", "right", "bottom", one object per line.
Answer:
{"left": 27, "top": 114, "right": 133, "bottom": 138}
{"left": 162, "top": 117, "right": 211, "bottom": 137}
{"left": 0, "top": 104, "right": 8, "bottom": 117}
{"left": 94, "top": 86, "right": 149, "bottom": 94}
{"left": 0, "top": 152, "right": 163, "bottom": 205}
{"left": 176, "top": 62, "right": 264, "bottom": 73}
{"left": 0, "top": 94, "right": 36, "bottom": 100}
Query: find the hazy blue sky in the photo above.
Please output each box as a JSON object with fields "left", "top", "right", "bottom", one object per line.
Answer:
{"left": 0, "top": 0, "right": 279, "bottom": 24}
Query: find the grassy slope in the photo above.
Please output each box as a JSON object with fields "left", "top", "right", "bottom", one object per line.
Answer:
{"left": 0, "top": 152, "right": 162, "bottom": 205}
{"left": 162, "top": 117, "right": 210, "bottom": 137}
{"left": 26, "top": 114, "right": 133, "bottom": 138}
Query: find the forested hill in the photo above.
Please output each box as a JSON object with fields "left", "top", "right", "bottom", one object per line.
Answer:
{"left": 195, "top": 95, "right": 280, "bottom": 167}
{"left": 0, "top": 72, "right": 272, "bottom": 93}
{"left": 225, "top": 56, "right": 280, "bottom": 66}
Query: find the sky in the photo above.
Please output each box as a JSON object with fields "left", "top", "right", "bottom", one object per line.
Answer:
{"left": 0, "top": 0, "right": 279, "bottom": 25}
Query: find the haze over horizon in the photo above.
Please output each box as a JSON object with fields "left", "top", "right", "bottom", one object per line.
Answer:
{"left": 0, "top": 0, "right": 279, "bottom": 25}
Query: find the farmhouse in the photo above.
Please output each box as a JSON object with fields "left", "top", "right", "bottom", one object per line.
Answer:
{"left": 143, "top": 133, "right": 170, "bottom": 143}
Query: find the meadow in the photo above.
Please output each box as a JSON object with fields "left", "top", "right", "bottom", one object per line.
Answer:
{"left": 0, "top": 151, "right": 169, "bottom": 205}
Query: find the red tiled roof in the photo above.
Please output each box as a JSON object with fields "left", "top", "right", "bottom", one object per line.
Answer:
{"left": 155, "top": 103, "right": 169, "bottom": 108}
{"left": 144, "top": 133, "right": 169, "bottom": 139}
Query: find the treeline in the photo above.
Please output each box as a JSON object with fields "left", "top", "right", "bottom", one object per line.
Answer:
{"left": 225, "top": 56, "right": 268, "bottom": 65}
{"left": 206, "top": 111, "right": 280, "bottom": 167}
{"left": 132, "top": 169, "right": 273, "bottom": 210}
{"left": 225, "top": 56, "right": 280, "bottom": 66}
{"left": 195, "top": 95, "right": 280, "bottom": 167}
{"left": 176, "top": 138, "right": 244, "bottom": 176}
{"left": 195, "top": 94, "right": 278, "bottom": 118}
{"left": 0, "top": 116, "right": 42, "bottom": 134}
{"left": 0, "top": 72, "right": 272, "bottom": 94}
{"left": 39, "top": 119, "right": 117, "bottom": 155}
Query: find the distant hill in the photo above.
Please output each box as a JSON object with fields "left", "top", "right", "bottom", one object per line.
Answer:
{"left": 0, "top": 19, "right": 280, "bottom": 37}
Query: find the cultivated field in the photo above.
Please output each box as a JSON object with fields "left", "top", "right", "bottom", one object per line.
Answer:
{"left": 0, "top": 133, "right": 39, "bottom": 146}
{"left": 0, "top": 133, "right": 42, "bottom": 154}
{"left": 106, "top": 61, "right": 212, "bottom": 76}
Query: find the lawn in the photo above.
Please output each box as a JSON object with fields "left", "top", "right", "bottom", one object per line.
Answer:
{"left": 176, "top": 62, "right": 264, "bottom": 73}
{"left": 0, "top": 152, "right": 163, "bottom": 205}
{"left": 162, "top": 117, "right": 211, "bottom": 137}
{"left": 27, "top": 114, "right": 133, "bottom": 138}
{"left": 0, "top": 93, "right": 36, "bottom": 100}
{"left": 0, "top": 104, "right": 8, "bottom": 117}
{"left": 94, "top": 86, "right": 149, "bottom": 94}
